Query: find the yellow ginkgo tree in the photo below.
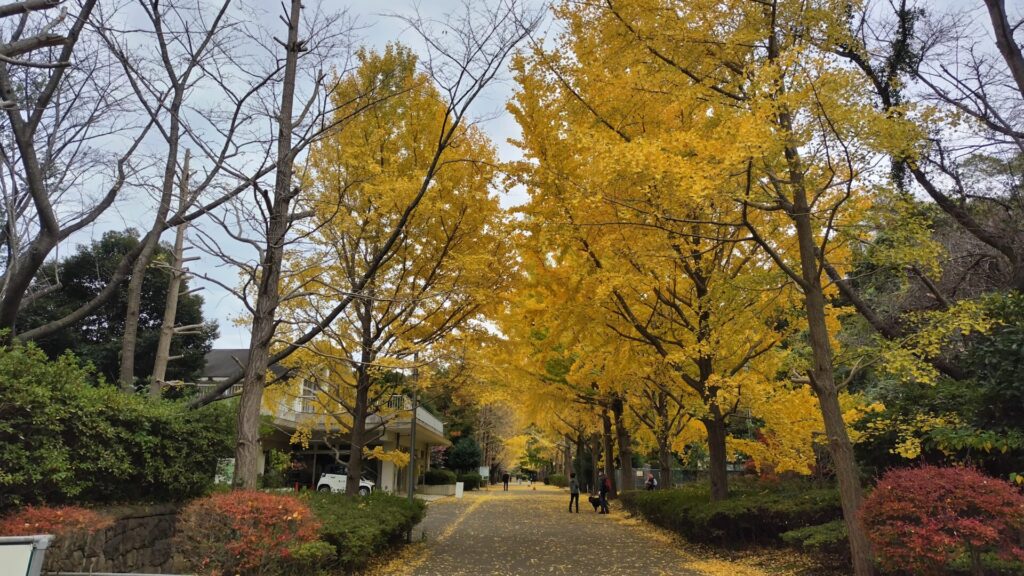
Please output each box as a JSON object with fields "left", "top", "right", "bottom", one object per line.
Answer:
{"left": 278, "top": 45, "right": 514, "bottom": 495}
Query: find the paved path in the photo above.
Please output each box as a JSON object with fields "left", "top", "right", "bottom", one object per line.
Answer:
{"left": 374, "top": 484, "right": 720, "bottom": 576}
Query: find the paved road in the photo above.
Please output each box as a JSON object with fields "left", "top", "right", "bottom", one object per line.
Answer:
{"left": 377, "top": 484, "right": 710, "bottom": 576}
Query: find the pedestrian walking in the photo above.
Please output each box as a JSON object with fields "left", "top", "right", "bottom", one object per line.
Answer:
{"left": 502, "top": 471, "right": 510, "bottom": 491}
{"left": 568, "top": 472, "right": 580, "bottom": 513}
{"left": 645, "top": 472, "right": 658, "bottom": 491}
{"left": 598, "top": 471, "right": 610, "bottom": 514}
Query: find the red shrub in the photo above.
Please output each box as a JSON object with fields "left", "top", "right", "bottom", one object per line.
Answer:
{"left": 0, "top": 506, "right": 112, "bottom": 536}
{"left": 175, "top": 490, "right": 321, "bottom": 575}
{"left": 862, "top": 465, "right": 1024, "bottom": 575}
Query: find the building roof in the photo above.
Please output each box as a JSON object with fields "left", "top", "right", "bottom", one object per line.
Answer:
{"left": 201, "top": 348, "right": 288, "bottom": 379}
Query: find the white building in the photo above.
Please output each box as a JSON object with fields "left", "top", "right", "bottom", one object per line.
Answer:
{"left": 197, "top": 349, "right": 449, "bottom": 493}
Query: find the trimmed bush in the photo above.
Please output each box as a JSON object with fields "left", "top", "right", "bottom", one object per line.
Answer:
{"left": 0, "top": 505, "right": 113, "bottom": 536}
{"left": 424, "top": 468, "right": 457, "bottom": 485}
{"left": 175, "top": 491, "right": 321, "bottom": 576}
{"left": 0, "top": 342, "right": 233, "bottom": 510}
{"left": 780, "top": 519, "right": 848, "bottom": 559}
{"left": 862, "top": 465, "right": 1024, "bottom": 575}
{"left": 288, "top": 540, "right": 336, "bottom": 572}
{"left": 302, "top": 491, "right": 425, "bottom": 570}
{"left": 619, "top": 479, "right": 841, "bottom": 545}
{"left": 546, "top": 474, "right": 568, "bottom": 488}
{"left": 458, "top": 472, "right": 483, "bottom": 491}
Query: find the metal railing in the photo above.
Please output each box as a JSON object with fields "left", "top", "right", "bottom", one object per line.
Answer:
{"left": 263, "top": 392, "right": 444, "bottom": 437}
{"left": 195, "top": 382, "right": 242, "bottom": 397}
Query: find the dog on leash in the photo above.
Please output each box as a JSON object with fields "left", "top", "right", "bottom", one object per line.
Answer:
{"left": 587, "top": 495, "right": 602, "bottom": 512}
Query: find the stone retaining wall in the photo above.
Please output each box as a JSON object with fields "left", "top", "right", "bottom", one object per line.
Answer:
{"left": 44, "top": 504, "right": 180, "bottom": 574}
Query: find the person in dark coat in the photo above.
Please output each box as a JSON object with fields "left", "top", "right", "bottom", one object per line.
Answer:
{"left": 568, "top": 472, "right": 580, "bottom": 513}
{"left": 598, "top": 471, "right": 611, "bottom": 514}
{"left": 502, "top": 471, "right": 510, "bottom": 491}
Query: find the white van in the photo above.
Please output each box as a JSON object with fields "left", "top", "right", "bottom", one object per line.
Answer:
{"left": 316, "top": 464, "right": 374, "bottom": 496}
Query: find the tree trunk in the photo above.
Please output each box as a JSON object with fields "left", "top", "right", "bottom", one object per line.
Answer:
{"left": 118, "top": 246, "right": 151, "bottom": 391}
{"left": 150, "top": 151, "right": 192, "bottom": 398}
{"left": 703, "top": 414, "right": 729, "bottom": 501}
{"left": 118, "top": 191, "right": 178, "bottom": 391}
{"left": 345, "top": 384, "right": 369, "bottom": 496}
{"left": 577, "top": 430, "right": 585, "bottom": 479}
{"left": 784, "top": 112, "right": 874, "bottom": 574}
{"left": 119, "top": 92, "right": 187, "bottom": 391}
{"left": 611, "top": 394, "right": 633, "bottom": 492}
{"left": 233, "top": 312, "right": 274, "bottom": 488}
{"left": 601, "top": 408, "right": 616, "bottom": 497}
{"left": 232, "top": 0, "right": 302, "bottom": 489}
{"left": 562, "top": 435, "right": 572, "bottom": 476}
{"left": 589, "top": 433, "right": 601, "bottom": 494}
{"left": 0, "top": 231, "right": 56, "bottom": 336}
{"left": 658, "top": 436, "right": 672, "bottom": 489}
{"left": 345, "top": 300, "right": 374, "bottom": 496}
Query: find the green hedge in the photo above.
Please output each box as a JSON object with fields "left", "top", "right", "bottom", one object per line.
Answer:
{"left": 424, "top": 468, "right": 457, "bottom": 485}
{"left": 780, "top": 519, "right": 848, "bottom": 559}
{"left": 0, "top": 343, "right": 234, "bottom": 511}
{"left": 457, "top": 472, "right": 483, "bottom": 490}
{"left": 619, "top": 479, "right": 842, "bottom": 546}
{"left": 546, "top": 474, "right": 568, "bottom": 488}
{"left": 301, "top": 491, "right": 425, "bottom": 571}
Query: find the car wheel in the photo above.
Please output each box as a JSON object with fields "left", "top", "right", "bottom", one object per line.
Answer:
{"left": 358, "top": 486, "right": 370, "bottom": 497}
{"left": 317, "top": 485, "right": 331, "bottom": 492}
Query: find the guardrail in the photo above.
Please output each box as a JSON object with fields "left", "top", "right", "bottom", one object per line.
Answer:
{"left": 44, "top": 569, "right": 192, "bottom": 573}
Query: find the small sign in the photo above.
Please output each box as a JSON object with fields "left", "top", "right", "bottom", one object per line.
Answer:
{"left": 0, "top": 543, "right": 32, "bottom": 576}
{"left": 215, "top": 458, "right": 235, "bottom": 485}
{"left": 0, "top": 535, "right": 52, "bottom": 576}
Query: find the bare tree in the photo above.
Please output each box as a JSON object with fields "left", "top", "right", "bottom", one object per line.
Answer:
{"left": 90, "top": 0, "right": 235, "bottom": 390}
{"left": 837, "top": 1, "right": 1024, "bottom": 296}
{"left": 3, "top": 0, "right": 295, "bottom": 353}
{"left": 0, "top": 0, "right": 149, "bottom": 336}
{"left": 150, "top": 149, "right": 202, "bottom": 397}
{"left": 186, "top": 0, "right": 539, "bottom": 490}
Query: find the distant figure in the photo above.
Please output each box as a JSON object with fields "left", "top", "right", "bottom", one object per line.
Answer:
{"left": 645, "top": 472, "right": 658, "bottom": 491}
{"left": 598, "top": 471, "right": 611, "bottom": 514}
{"left": 502, "top": 471, "right": 510, "bottom": 491}
{"left": 568, "top": 472, "right": 580, "bottom": 513}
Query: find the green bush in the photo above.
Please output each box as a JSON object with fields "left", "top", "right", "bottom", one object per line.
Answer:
{"left": 424, "top": 468, "right": 457, "bottom": 485}
{"left": 619, "top": 479, "right": 841, "bottom": 546}
{"left": 289, "top": 540, "right": 337, "bottom": 572}
{"left": 0, "top": 343, "right": 234, "bottom": 510}
{"left": 546, "top": 474, "right": 568, "bottom": 487}
{"left": 780, "top": 520, "right": 848, "bottom": 559}
{"left": 301, "top": 491, "right": 425, "bottom": 571}
{"left": 457, "top": 472, "right": 483, "bottom": 490}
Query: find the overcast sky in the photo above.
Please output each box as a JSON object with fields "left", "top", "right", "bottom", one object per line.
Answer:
{"left": 71, "top": 0, "right": 998, "bottom": 349}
